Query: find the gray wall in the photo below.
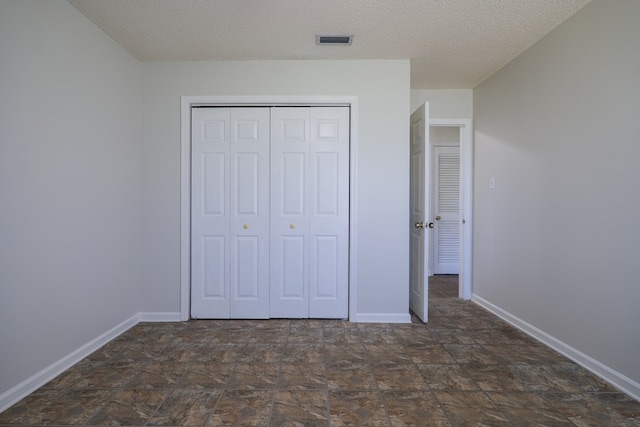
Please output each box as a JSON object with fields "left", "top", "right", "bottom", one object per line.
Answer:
{"left": 411, "top": 89, "right": 473, "bottom": 118}
{"left": 0, "top": 0, "right": 142, "bottom": 396}
{"left": 473, "top": 0, "right": 640, "bottom": 388}
{"left": 140, "top": 60, "right": 411, "bottom": 320}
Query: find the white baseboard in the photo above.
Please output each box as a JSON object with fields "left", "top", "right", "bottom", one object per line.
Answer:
{"left": 138, "top": 312, "right": 182, "bottom": 322}
{"left": 352, "top": 312, "right": 412, "bottom": 323}
{"left": 472, "top": 295, "right": 640, "bottom": 401}
{"left": 0, "top": 313, "right": 139, "bottom": 413}
{"left": 0, "top": 311, "right": 183, "bottom": 413}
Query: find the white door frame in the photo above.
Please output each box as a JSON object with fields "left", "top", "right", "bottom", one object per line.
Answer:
{"left": 179, "top": 96, "right": 359, "bottom": 321}
{"left": 430, "top": 118, "right": 473, "bottom": 300}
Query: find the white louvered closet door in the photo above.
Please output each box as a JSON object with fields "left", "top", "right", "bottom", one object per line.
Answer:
{"left": 433, "top": 146, "right": 460, "bottom": 275}
{"left": 270, "top": 107, "right": 349, "bottom": 318}
{"left": 191, "top": 108, "right": 270, "bottom": 319}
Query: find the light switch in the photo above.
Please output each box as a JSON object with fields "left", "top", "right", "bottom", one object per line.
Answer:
{"left": 489, "top": 177, "right": 496, "bottom": 189}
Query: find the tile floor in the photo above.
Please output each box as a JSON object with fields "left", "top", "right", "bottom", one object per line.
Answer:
{"left": 1, "top": 276, "right": 639, "bottom": 426}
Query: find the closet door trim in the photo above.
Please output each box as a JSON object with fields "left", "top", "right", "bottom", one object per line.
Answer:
{"left": 180, "top": 96, "right": 359, "bottom": 321}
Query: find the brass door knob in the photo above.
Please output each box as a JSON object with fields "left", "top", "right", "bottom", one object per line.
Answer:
{"left": 243, "top": 224, "right": 249, "bottom": 229}
{"left": 290, "top": 224, "right": 296, "bottom": 229}
{"left": 428, "top": 222, "right": 435, "bottom": 228}
{"left": 414, "top": 222, "right": 424, "bottom": 229}
{"left": 435, "top": 215, "right": 441, "bottom": 221}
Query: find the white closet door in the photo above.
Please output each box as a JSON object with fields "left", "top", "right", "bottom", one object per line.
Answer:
{"left": 193, "top": 106, "right": 348, "bottom": 319}
{"left": 191, "top": 108, "right": 231, "bottom": 318}
{"left": 270, "top": 107, "right": 349, "bottom": 318}
{"left": 270, "top": 108, "right": 311, "bottom": 318}
{"left": 229, "top": 108, "right": 270, "bottom": 318}
{"left": 309, "top": 107, "right": 349, "bottom": 318}
{"left": 191, "top": 108, "right": 270, "bottom": 318}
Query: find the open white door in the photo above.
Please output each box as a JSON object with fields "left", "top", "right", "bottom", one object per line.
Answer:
{"left": 409, "top": 103, "right": 430, "bottom": 322}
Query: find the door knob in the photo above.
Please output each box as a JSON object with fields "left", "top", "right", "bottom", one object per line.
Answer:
{"left": 427, "top": 222, "right": 435, "bottom": 228}
{"left": 435, "top": 215, "right": 441, "bottom": 221}
{"left": 414, "top": 222, "right": 424, "bottom": 229}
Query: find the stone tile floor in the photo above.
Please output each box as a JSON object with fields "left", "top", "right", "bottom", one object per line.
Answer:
{"left": 1, "top": 276, "right": 639, "bottom": 426}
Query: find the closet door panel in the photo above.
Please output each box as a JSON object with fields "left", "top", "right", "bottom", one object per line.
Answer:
{"left": 309, "top": 107, "right": 349, "bottom": 318}
{"left": 281, "top": 153, "right": 306, "bottom": 215}
{"left": 281, "top": 235, "right": 306, "bottom": 298}
{"left": 202, "top": 236, "right": 226, "bottom": 299}
{"left": 314, "top": 152, "right": 340, "bottom": 215}
{"left": 229, "top": 108, "right": 270, "bottom": 318}
{"left": 312, "top": 235, "right": 339, "bottom": 297}
{"left": 234, "top": 153, "right": 259, "bottom": 215}
{"left": 233, "top": 236, "right": 259, "bottom": 296}
{"left": 191, "top": 108, "right": 231, "bottom": 318}
{"left": 270, "top": 108, "right": 310, "bottom": 318}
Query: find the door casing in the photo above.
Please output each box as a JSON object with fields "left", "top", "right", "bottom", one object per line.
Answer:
{"left": 180, "top": 96, "right": 359, "bottom": 321}
{"left": 430, "top": 119, "right": 473, "bottom": 300}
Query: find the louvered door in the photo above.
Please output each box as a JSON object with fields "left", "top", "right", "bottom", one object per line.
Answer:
{"left": 433, "top": 146, "right": 460, "bottom": 274}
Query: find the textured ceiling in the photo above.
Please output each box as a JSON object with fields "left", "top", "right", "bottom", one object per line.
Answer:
{"left": 68, "top": 0, "right": 591, "bottom": 88}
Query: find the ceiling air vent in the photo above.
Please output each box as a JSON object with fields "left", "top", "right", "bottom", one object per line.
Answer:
{"left": 316, "top": 35, "right": 353, "bottom": 45}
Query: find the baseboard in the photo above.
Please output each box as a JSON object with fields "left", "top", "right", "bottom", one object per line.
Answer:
{"left": 138, "top": 312, "right": 182, "bottom": 322}
{"left": 0, "top": 311, "right": 185, "bottom": 413}
{"left": 352, "top": 312, "right": 412, "bottom": 323}
{"left": 0, "top": 313, "right": 139, "bottom": 413}
{"left": 472, "top": 294, "right": 640, "bottom": 401}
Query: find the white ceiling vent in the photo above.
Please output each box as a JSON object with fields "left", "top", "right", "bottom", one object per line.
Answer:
{"left": 316, "top": 35, "right": 353, "bottom": 45}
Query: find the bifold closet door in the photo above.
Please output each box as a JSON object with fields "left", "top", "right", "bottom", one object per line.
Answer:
{"left": 270, "top": 107, "right": 349, "bottom": 318}
{"left": 191, "top": 107, "right": 270, "bottom": 319}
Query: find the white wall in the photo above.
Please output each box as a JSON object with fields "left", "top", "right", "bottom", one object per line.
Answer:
{"left": 140, "top": 60, "right": 411, "bottom": 319}
{"left": 411, "top": 89, "right": 473, "bottom": 118}
{"left": 473, "top": 0, "right": 640, "bottom": 393}
{"left": 0, "top": 0, "right": 142, "bottom": 397}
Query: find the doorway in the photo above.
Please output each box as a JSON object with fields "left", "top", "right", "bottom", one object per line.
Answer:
{"left": 430, "top": 127, "right": 460, "bottom": 276}
{"left": 409, "top": 107, "right": 472, "bottom": 323}
{"left": 429, "top": 119, "right": 472, "bottom": 300}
